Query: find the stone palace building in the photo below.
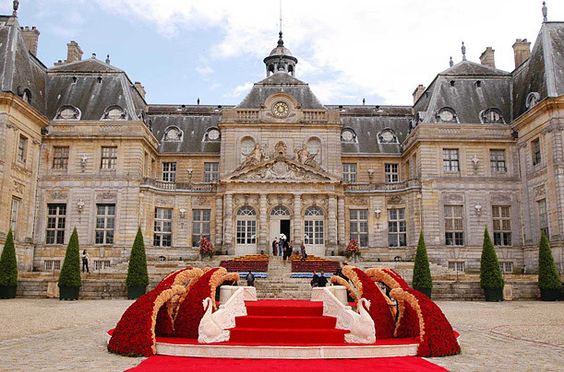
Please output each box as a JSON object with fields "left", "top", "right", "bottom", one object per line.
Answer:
{"left": 0, "top": 7, "right": 563, "bottom": 275}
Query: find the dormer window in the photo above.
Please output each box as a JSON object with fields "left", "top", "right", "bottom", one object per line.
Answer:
{"left": 436, "top": 108, "right": 458, "bottom": 123}
{"left": 480, "top": 108, "right": 504, "bottom": 124}
{"left": 204, "top": 128, "right": 221, "bottom": 142}
{"left": 341, "top": 128, "right": 357, "bottom": 143}
{"left": 526, "top": 92, "right": 541, "bottom": 109}
{"left": 163, "top": 126, "right": 183, "bottom": 142}
{"left": 55, "top": 105, "right": 81, "bottom": 120}
{"left": 101, "top": 105, "right": 127, "bottom": 120}
{"left": 378, "top": 129, "right": 399, "bottom": 144}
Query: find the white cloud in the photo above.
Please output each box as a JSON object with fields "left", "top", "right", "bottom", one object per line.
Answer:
{"left": 196, "top": 65, "right": 214, "bottom": 76}
{"left": 90, "top": 0, "right": 564, "bottom": 104}
{"left": 228, "top": 81, "right": 254, "bottom": 99}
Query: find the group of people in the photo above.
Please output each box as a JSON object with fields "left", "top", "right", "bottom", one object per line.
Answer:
{"left": 271, "top": 236, "right": 294, "bottom": 262}
{"left": 310, "top": 270, "right": 328, "bottom": 287}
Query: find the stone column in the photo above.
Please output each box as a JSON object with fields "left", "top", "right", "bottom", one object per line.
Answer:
{"left": 215, "top": 196, "right": 223, "bottom": 250}
{"left": 259, "top": 193, "right": 268, "bottom": 251}
{"left": 338, "top": 197, "right": 346, "bottom": 246}
{"left": 224, "top": 193, "right": 233, "bottom": 253}
{"left": 328, "top": 195, "right": 338, "bottom": 253}
{"left": 293, "top": 193, "right": 302, "bottom": 246}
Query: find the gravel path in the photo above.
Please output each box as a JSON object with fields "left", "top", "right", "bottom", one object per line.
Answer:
{"left": 0, "top": 299, "right": 562, "bottom": 371}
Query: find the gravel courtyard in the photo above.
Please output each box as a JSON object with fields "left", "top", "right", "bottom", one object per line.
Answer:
{"left": 0, "top": 299, "right": 562, "bottom": 371}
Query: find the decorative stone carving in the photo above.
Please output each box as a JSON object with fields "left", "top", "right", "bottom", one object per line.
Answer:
{"left": 236, "top": 160, "right": 330, "bottom": 182}
{"left": 491, "top": 194, "right": 511, "bottom": 204}
{"left": 50, "top": 190, "right": 67, "bottom": 200}
{"left": 96, "top": 191, "right": 117, "bottom": 201}
{"left": 445, "top": 193, "right": 464, "bottom": 203}
{"left": 295, "top": 144, "right": 319, "bottom": 168}
{"left": 534, "top": 185, "right": 546, "bottom": 200}
{"left": 13, "top": 181, "right": 25, "bottom": 194}
{"left": 387, "top": 195, "right": 403, "bottom": 204}
{"left": 348, "top": 196, "right": 368, "bottom": 205}
{"left": 274, "top": 141, "right": 288, "bottom": 156}
{"left": 236, "top": 143, "right": 265, "bottom": 171}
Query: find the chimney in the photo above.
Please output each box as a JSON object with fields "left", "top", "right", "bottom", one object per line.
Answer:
{"left": 66, "top": 41, "right": 83, "bottom": 63}
{"left": 512, "top": 39, "right": 531, "bottom": 69}
{"left": 412, "top": 84, "right": 426, "bottom": 104}
{"left": 21, "top": 26, "right": 40, "bottom": 55}
{"left": 479, "top": 47, "right": 495, "bottom": 69}
{"left": 134, "top": 82, "right": 146, "bottom": 99}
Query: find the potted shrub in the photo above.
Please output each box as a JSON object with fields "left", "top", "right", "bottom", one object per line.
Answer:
{"left": 345, "top": 240, "right": 360, "bottom": 262}
{"left": 412, "top": 231, "right": 432, "bottom": 298}
{"left": 126, "top": 228, "right": 149, "bottom": 299}
{"left": 538, "top": 232, "right": 562, "bottom": 301}
{"left": 58, "top": 227, "right": 81, "bottom": 300}
{"left": 480, "top": 227, "right": 504, "bottom": 302}
{"left": 0, "top": 230, "right": 18, "bottom": 299}
{"left": 199, "top": 236, "right": 213, "bottom": 260}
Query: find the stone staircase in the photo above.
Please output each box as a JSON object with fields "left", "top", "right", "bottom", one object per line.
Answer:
{"left": 255, "top": 257, "right": 313, "bottom": 299}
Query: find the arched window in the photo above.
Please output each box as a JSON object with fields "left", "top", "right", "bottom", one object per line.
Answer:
{"left": 163, "top": 126, "right": 183, "bottom": 142}
{"left": 236, "top": 206, "right": 256, "bottom": 245}
{"left": 271, "top": 206, "right": 290, "bottom": 216}
{"left": 341, "top": 128, "right": 357, "bottom": 143}
{"left": 101, "top": 105, "right": 127, "bottom": 120}
{"left": 436, "top": 107, "right": 458, "bottom": 123}
{"left": 204, "top": 127, "right": 221, "bottom": 142}
{"left": 480, "top": 108, "right": 504, "bottom": 124}
{"left": 240, "top": 137, "right": 255, "bottom": 156}
{"left": 526, "top": 92, "right": 540, "bottom": 109}
{"left": 55, "top": 105, "right": 81, "bottom": 120}
{"left": 377, "top": 128, "right": 399, "bottom": 144}
{"left": 304, "top": 206, "right": 324, "bottom": 245}
{"left": 307, "top": 137, "right": 321, "bottom": 156}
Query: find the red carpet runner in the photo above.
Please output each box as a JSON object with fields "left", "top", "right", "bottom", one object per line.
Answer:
{"left": 229, "top": 300, "right": 348, "bottom": 344}
{"left": 128, "top": 355, "right": 448, "bottom": 371}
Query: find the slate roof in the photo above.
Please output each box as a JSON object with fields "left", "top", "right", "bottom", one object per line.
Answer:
{"left": 237, "top": 72, "right": 324, "bottom": 109}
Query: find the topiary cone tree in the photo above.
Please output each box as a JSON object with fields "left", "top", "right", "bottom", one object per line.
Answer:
{"left": 126, "top": 227, "right": 149, "bottom": 299}
{"left": 412, "top": 230, "right": 433, "bottom": 298}
{"left": 538, "top": 231, "right": 562, "bottom": 301}
{"left": 0, "top": 229, "right": 18, "bottom": 299}
{"left": 58, "top": 227, "right": 81, "bottom": 300}
{"left": 480, "top": 227, "right": 504, "bottom": 302}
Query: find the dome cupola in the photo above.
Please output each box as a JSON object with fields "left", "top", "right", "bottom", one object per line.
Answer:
{"left": 263, "top": 32, "right": 298, "bottom": 77}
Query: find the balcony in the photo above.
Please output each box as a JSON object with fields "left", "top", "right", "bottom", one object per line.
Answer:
{"left": 344, "top": 179, "right": 421, "bottom": 193}
{"left": 141, "top": 178, "right": 217, "bottom": 193}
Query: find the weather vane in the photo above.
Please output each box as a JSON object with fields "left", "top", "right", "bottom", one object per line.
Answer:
{"left": 13, "top": 0, "right": 19, "bottom": 17}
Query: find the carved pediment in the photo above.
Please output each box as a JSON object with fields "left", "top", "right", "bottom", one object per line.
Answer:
{"left": 226, "top": 156, "right": 336, "bottom": 183}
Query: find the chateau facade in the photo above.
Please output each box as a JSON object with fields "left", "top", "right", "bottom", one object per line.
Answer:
{"left": 1, "top": 9, "right": 563, "bottom": 275}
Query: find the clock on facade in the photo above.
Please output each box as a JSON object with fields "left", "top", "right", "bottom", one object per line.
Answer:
{"left": 208, "top": 128, "right": 220, "bottom": 140}
{"left": 272, "top": 101, "right": 290, "bottom": 118}
{"left": 341, "top": 130, "right": 354, "bottom": 142}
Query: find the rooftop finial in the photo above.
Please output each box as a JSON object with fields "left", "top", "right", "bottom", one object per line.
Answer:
{"left": 461, "top": 42, "right": 467, "bottom": 61}
{"left": 542, "top": 1, "right": 548, "bottom": 22}
{"left": 277, "top": 0, "right": 284, "bottom": 47}
{"left": 449, "top": 56, "right": 454, "bottom": 67}
{"left": 105, "top": 54, "right": 110, "bottom": 64}
{"left": 12, "top": 0, "right": 19, "bottom": 16}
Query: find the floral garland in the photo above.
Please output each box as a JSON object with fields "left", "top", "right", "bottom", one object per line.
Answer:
{"left": 364, "top": 268, "right": 410, "bottom": 290}
{"left": 390, "top": 288, "right": 460, "bottom": 357}
{"left": 344, "top": 266, "right": 396, "bottom": 339}
{"left": 173, "top": 268, "right": 220, "bottom": 338}
{"left": 168, "top": 268, "right": 204, "bottom": 320}
{"left": 199, "top": 236, "right": 214, "bottom": 258}
{"left": 209, "top": 268, "right": 240, "bottom": 309}
{"left": 345, "top": 240, "right": 360, "bottom": 258}
{"left": 329, "top": 275, "right": 358, "bottom": 303}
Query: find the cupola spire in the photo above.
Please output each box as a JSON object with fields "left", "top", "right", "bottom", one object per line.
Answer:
{"left": 263, "top": 3, "right": 298, "bottom": 77}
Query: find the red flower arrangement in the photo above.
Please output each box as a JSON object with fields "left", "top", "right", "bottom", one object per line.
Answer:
{"left": 199, "top": 236, "right": 213, "bottom": 259}
{"left": 343, "top": 266, "right": 396, "bottom": 339}
{"left": 345, "top": 240, "right": 360, "bottom": 258}
{"left": 391, "top": 288, "right": 461, "bottom": 357}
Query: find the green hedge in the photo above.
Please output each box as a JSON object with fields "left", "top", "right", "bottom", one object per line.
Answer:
{"left": 126, "top": 228, "right": 149, "bottom": 288}
{"left": 0, "top": 230, "right": 18, "bottom": 287}
{"left": 412, "top": 231, "right": 432, "bottom": 290}
{"left": 480, "top": 227, "right": 504, "bottom": 290}
{"left": 58, "top": 227, "right": 81, "bottom": 288}
{"left": 538, "top": 232, "right": 562, "bottom": 290}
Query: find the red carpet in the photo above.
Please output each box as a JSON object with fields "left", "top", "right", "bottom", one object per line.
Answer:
{"left": 229, "top": 300, "right": 348, "bottom": 344}
{"left": 127, "top": 355, "right": 447, "bottom": 371}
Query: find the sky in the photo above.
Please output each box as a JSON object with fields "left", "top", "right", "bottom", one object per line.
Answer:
{"left": 3, "top": 0, "right": 563, "bottom": 106}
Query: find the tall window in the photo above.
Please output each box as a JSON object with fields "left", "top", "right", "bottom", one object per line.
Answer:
{"left": 46, "top": 204, "right": 66, "bottom": 244}
{"left": 492, "top": 206, "right": 511, "bottom": 246}
{"left": 53, "top": 146, "right": 69, "bottom": 170}
{"left": 100, "top": 146, "right": 117, "bottom": 169}
{"left": 10, "top": 197, "right": 20, "bottom": 233}
{"left": 343, "top": 163, "right": 357, "bottom": 183}
{"left": 204, "top": 162, "right": 219, "bottom": 182}
{"left": 192, "top": 209, "right": 211, "bottom": 247}
{"left": 304, "top": 206, "right": 324, "bottom": 245}
{"left": 162, "top": 162, "right": 176, "bottom": 182}
{"left": 538, "top": 199, "right": 548, "bottom": 237}
{"left": 531, "top": 138, "right": 541, "bottom": 166}
{"left": 490, "top": 150, "right": 506, "bottom": 173}
{"left": 388, "top": 208, "right": 406, "bottom": 247}
{"left": 444, "top": 205, "right": 464, "bottom": 245}
{"left": 17, "top": 135, "right": 28, "bottom": 163}
{"left": 443, "top": 149, "right": 459, "bottom": 172}
{"left": 350, "top": 209, "right": 368, "bottom": 247}
{"left": 236, "top": 206, "right": 256, "bottom": 245}
{"left": 95, "top": 204, "right": 115, "bottom": 245}
{"left": 154, "top": 208, "right": 172, "bottom": 247}
{"left": 385, "top": 163, "right": 399, "bottom": 183}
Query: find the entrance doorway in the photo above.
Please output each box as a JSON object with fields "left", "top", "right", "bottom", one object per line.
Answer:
{"left": 280, "top": 220, "right": 291, "bottom": 243}
{"left": 269, "top": 205, "right": 291, "bottom": 255}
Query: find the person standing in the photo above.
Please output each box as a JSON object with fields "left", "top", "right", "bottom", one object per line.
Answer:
{"left": 272, "top": 237, "right": 279, "bottom": 256}
{"left": 246, "top": 271, "right": 255, "bottom": 287}
{"left": 317, "top": 271, "right": 328, "bottom": 287}
{"left": 310, "top": 271, "right": 319, "bottom": 287}
{"left": 81, "top": 249, "right": 89, "bottom": 273}
{"left": 300, "top": 242, "right": 307, "bottom": 261}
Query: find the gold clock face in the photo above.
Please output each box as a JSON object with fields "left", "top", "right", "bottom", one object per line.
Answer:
{"left": 272, "top": 101, "right": 290, "bottom": 118}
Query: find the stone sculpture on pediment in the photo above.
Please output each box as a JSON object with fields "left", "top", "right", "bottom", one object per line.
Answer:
{"left": 235, "top": 159, "right": 329, "bottom": 182}
{"left": 274, "top": 141, "right": 288, "bottom": 157}
{"left": 294, "top": 144, "right": 319, "bottom": 169}
{"left": 236, "top": 143, "right": 266, "bottom": 171}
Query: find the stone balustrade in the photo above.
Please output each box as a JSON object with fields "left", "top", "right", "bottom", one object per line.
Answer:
{"left": 344, "top": 179, "right": 421, "bottom": 193}
{"left": 141, "top": 177, "right": 217, "bottom": 192}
